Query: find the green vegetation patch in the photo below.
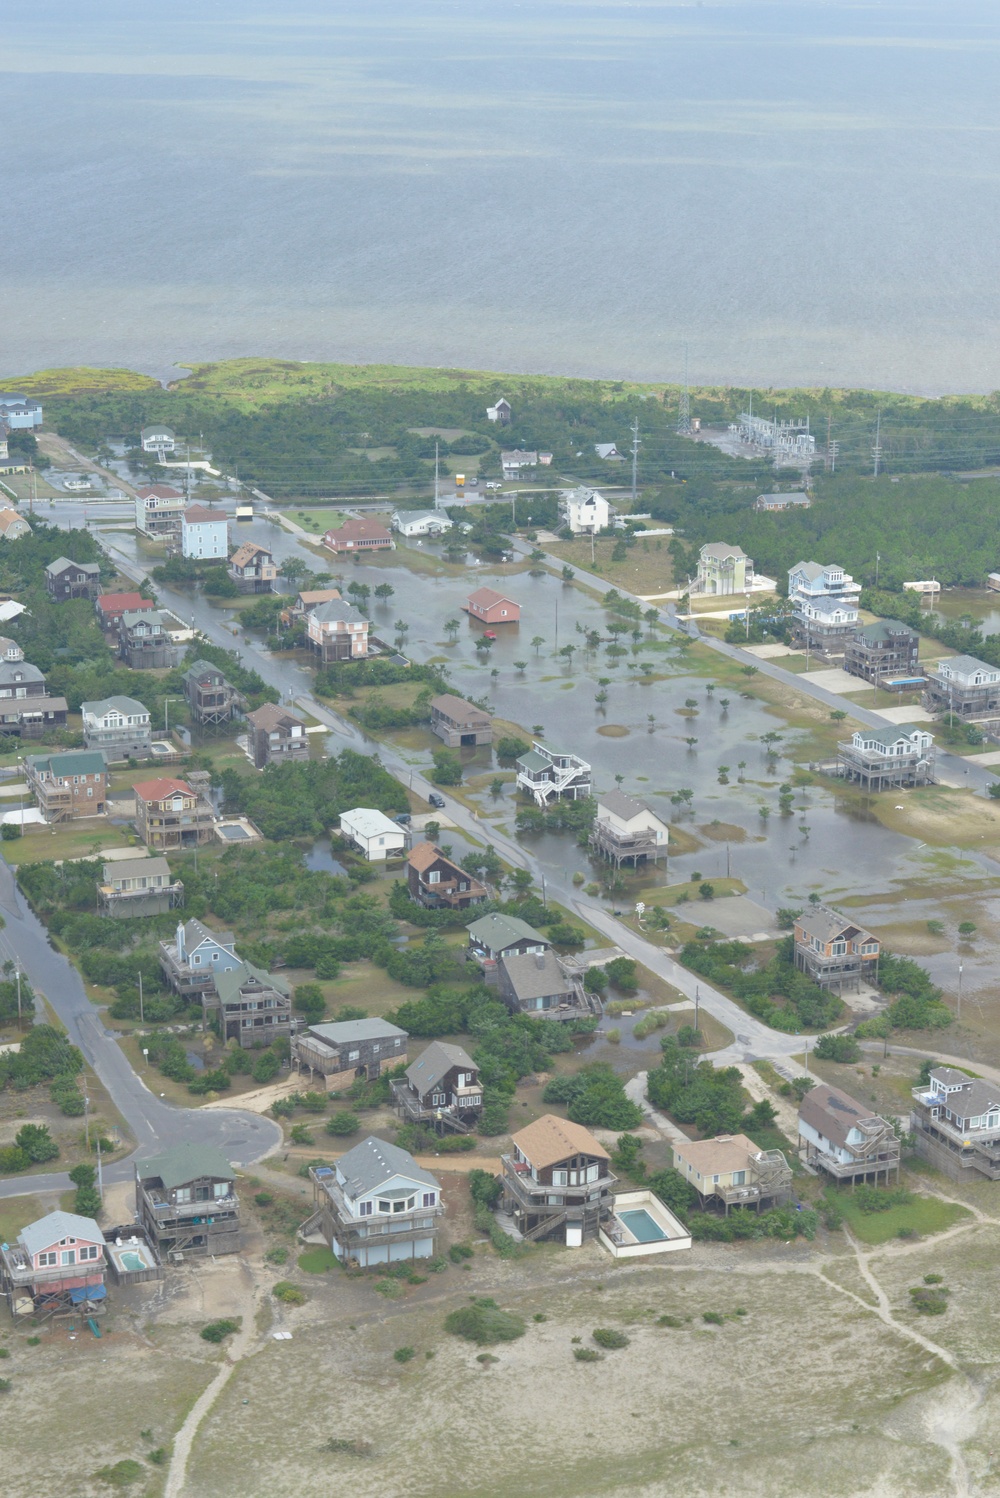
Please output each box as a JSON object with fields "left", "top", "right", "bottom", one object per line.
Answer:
{"left": 297, "top": 1247, "right": 339, "bottom": 1274}
{"left": 827, "top": 1189, "right": 970, "bottom": 1246}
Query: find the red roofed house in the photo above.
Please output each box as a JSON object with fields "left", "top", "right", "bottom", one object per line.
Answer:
{"left": 323, "top": 517, "right": 394, "bottom": 555}
{"left": 133, "top": 776, "right": 216, "bottom": 850}
{"left": 135, "top": 484, "right": 185, "bottom": 541}
{"left": 464, "top": 587, "right": 520, "bottom": 625}
{"left": 96, "top": 592, "right": 155, "bottom": 632}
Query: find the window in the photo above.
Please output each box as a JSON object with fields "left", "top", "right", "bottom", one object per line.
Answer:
{"left": 61, "top": 1250, "right": 75, "bottom": 1265}
{"left": 586, "top": 1164, "right": 599, "bottom": 1183}
{"left": 37, "top": 1251, "right": 57, "bottom": 1267}
{"left": 377, "top": 1200, "right": 392, "bottom": 1214}
{"left": 733, "top": 1170, "right": 746, "bottom": 1186}
{"left": 79, "top": 1245, "right": 100, "bottom": 1261}
{"left": 428, "top": 870, "right": 440, "bottom": 885}
{"left": 348, "top": 1050, "right": 359, "bottom": 1062}
{"left": 553, "top": 1169, "right": 568, "bottom": 1186}
{"left": 432, "top": 1092, "right": 446, "bottom": 1107}
{"left": 393, "top": 1197, "right": 414, "bottom": 1214}
{"left": 213, "top": 1183, "right": 229, "bottom": 1199}
{"left": 176, "top": 1188, "right": 192, "bottom": 1203}
{"left": 358, "top": 1200, "right": 374, "bottom": 1217}
{"left": 422, "top": 1193, "right": 436, "bottom": 1207}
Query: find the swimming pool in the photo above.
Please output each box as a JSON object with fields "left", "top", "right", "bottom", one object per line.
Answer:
{"left": 618, "top": 1208, "right": 668, "bottom": 1244}
{"left": 119, "top": 1250, "right": 147, "bottom": 1272}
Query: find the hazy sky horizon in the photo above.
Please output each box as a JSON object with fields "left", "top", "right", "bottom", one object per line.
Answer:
{"left": 3, "top": 0, "right": 1000, "bottom": 394}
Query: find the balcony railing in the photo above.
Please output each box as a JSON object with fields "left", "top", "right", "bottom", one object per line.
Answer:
{"left": 501, "top": 1157, "right": 615, "bottom": 1209}
{"left": 1, "top": 1246, "right": 105, "bottom": 1285}
{"left": 140, "top": 1190, "right": 239, "bottom": 1220}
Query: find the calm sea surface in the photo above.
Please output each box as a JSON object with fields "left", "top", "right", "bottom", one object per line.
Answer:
{"left": 3, "top": 0, "right": 1000, "bottom": 392}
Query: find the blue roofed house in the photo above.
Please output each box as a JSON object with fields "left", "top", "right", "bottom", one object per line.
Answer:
{"left": 307, "top": 1137, "right": 443, "bottom": 1267}
{"left": 159, "top": 918, "right": 240, "bottom": 996}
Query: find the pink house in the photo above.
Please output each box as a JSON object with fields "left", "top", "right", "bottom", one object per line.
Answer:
{"left": 0, "top": 1209, "right": 106, "bottom": 1316}
{"left": 464, "top": 587, "right": 521, "bottom": 625}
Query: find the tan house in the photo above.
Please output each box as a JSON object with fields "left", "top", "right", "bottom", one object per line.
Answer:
{"left": 306, "top": 598, "right": 370, "bottom": 661}
{"left": 695, "top": 543, "right": 752, "bottom": 597}
{"left": 671, "top": 1134, "right": 792, "bottom": 1215}
{"left": 429, "top": 693, "right": 492, "bottom": 747}
{"left": 0, "top": 507, "right": 30, "bottom": 540}
{"left": 228, "top": 541, "right": 277, "bottom": 594}
{"left": 244, "top": 702, "right": 309, "bottom": 768}
{"left": 25, "top": 750, "right": 108, "bottom": 821}
{"left": 133, "top": 776, "right": 216, "bottom": 850}
{"left": 323, "top": 517, "right": 394, "bottom": 555}
{"left": 99, "top": 855, "right": 184, "bottom": 918}
{"left": 502, "top": 1115, "right": 615, "bottom": 1246}
{"left": 793, "top": 906, "right": 880, "bottom": 992}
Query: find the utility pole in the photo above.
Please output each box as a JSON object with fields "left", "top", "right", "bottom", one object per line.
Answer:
{"left": 958, "top": 958, "right": 963, "bottom": 1022}
{"left": 677, "top": 344, "right": 691, "bottom": 436}
{"left": 872, "top": 410, "right": 883, "bottom": 477}
{"left": 875, "top": 551, "right": 881, "bottom": 587}
{"left": 15, "top": 968, "right": 21, "bottom": 1026}
{"left": 630, "top": 418, "right": 640, "bottom": 507}
{"left": 434, "top": 440, "right": 439, "bottom": 508}
{"left": 138, "top": 970, "right": 144, "bottom": 1025}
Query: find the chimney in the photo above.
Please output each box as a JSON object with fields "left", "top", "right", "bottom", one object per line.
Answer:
{"left": 176, "top": 921, "right": 185, "bottom": 961}
{"left": 535, "top": 953, "right": 545, "bottom": 970}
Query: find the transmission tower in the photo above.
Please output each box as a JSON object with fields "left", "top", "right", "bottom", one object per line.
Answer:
{"left": 872, "top": 410, "right": 883, "bottom": 477}
{"left": 630, "top": 418, "right": 640, "bottom": 506}
{"left": 677, "top": 344, "right": 691, "bottom": 436}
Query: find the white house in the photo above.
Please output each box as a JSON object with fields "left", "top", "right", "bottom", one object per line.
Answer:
{"left": 589, "top": 789, "right": 669, "bottom": 867}
{"left": 312, "top": 1137, "right": 443, "bottom": 1267}
{"left": 140, "top": 425, "right": 176, "bottom": 453}
{"left": 787, "top": 560, "right": 861, "bottom": 606}
{"left": 486, "top": 398, "right": 511, "bottom": 424}
{"left": 561, "top": 486, "right": 610, "bottom": 535}
{"left": 339, "top": 807, "right": 406, "bottom": 862}
{"left": 500, "top": 449, "right": 537, "bottom": 479}
{"left": 799, "top": 1083, "right": 900, "bottom": 1184}
{"left": 81, "top": 695, "right": 152, "bottom": 761}
{"left": 516, "top": 742, "right": 592, "bottom": 806}
{"left": 135, "top": 484, "right": 185, "bottom": 539}
{"left": 181, "top": 505, "right": 229, "bottom": 560}
{"left": 391, "top": 509, "right": 454, "bottom": 539}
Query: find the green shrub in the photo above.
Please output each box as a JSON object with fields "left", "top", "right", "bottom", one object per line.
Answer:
{"left": 265, "top": 1247, "right": 289, "bottom": 1265}
{"left": 273, "top": 1281, "right": 307, "bottom": 1305}
{"left": 393, "top": 1346, "right": 416, "bottom": 1363}
{"left": 0, "top": 1376, "right": 10, "bottom": 1392}
{"left": 289, "top": 1124, "right": 313, "bottom": 1145}
{"left": 147, "top": 1449, "right": 167, "bottom": 1466}
{"left": 14, "top": 1123, "right": 59, "bottom": 1164}
{"left": 95, "top": 1460, "right": 144, "bottom": 1487}
{"left": 592, "top": 1328, "right": 629, "bottom": 1350}
{"left": 813, "top": 1034, "right": 861, "bottom": 1063}
{"left": 444, "top": 1298, "right": 526, "bottom": 1345}
{"left": 325, "top": 1111, "right": 361, "bottom": 1136}
{"left": 200, "top": 1318, "right": 241, "bottom": 1344}
{"left": 702, "top": 1311, "right": 724, "bottom": 1325}
{"left": 657, "top": 1315, "right": 684, "bottom": 1328}
{"left": 923, "top": 1273, "right": 944, "bottom": 1285}
{"left": 909, "top": 1285, "right": 949, "bottom": 1315}
{"left": 254, "top": 1191, "right": 274, "bottom": 1207}
{"left": 573, "top": 1347, "right": 602, "bottom": 1362}
{"left": 449, "top": 1243, "right": 474, "bottom": 1263}
{"left": 468, "top": 1168, "right": 502, "bottom": 1210}
{"left": 853, "top": 1184, "right": 912, "bottom": 1214}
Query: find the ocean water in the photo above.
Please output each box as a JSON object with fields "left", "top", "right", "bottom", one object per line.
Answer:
{"left": 3, "top": 0, "right": 1000, "bottom": 392}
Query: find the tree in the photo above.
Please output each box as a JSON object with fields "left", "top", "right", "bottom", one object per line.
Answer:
{"left": 431, "top": 749, "right": 462, "bottom": 785}
{"left": 444, "top": 618, "right": 461, "bottom": 642}
{"left": 475, "top": 634, "right": 493, "bottom": 653}
{"left": 830, "top": 709, "right": 847, "bottom": 722}
{"left": 813, "top": 1033, "right": 861, "bottom": 1062}
{"left": 279, "top": 557, "right": 309, "bottom": 582}
{"left": 513, "top": 660, "right": 527, "bottom": 674}
{"left": 561, "top": 565, "right": 575, "bottom": 582}
{"left": 644, "top": 607, "right": 659, "bottom": 634}
{"left": 15, "top": 1124, "right": 58, "bottom": 1163}
{"left": 489, "top": 776, "right": 505, "bottom": 800}
{"left": 559, "top": 644, "right": 576, "bottom": 667}
{"left": 531, "top": 635, "right": 545, "bottom": 655}
{"left": 294, "top": 982, "right": 326, "bottom": 1023}
{"left": 373, "top": 583, "right": 395, "bottom": 603}
{"left": 988, "top": 782, "right": 1000, "bottom": 800}
{"left": 698, "top": 882, "right": 715, "bottom": 901}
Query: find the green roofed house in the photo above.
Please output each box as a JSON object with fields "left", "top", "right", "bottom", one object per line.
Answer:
{"left": 135, "top": 1144, "right": 239, "bottom": 1260}
{"left": 25, "top": 749, "right": 107, "bottom": 821}
{"left": 843, "top": 619, "right": 922, "bottom": 688}
{"left": 836, "top": 723, "right": 935, "bottom": 792}
{"left": 466, "top": 911, "right": 550, "bottom": 977}
{"left": 211, "top": 959, "right": 293, "bottom": 1047}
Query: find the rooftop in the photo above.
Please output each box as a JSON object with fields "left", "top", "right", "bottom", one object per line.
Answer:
{"left": 596, "top": 788, "right": 657, "bottom": 822}
{"left": 341, "top": 807, "right": 404, "bottom": 839}
{"left": 103, "top": 855, "right": 172, "bottom": 882}
{"left": 500, "top": 949, "right": 574, "bottom": 1002}
{"left": 96, "top": 592, "right": 151, "bottom": 612}
{"left": 328, "top": 517, "right": 392, "bottom": 542}
{"left": 336, "top": 1135, "right": 439, "bottom": 1198}
{"left": 405, "top": 1041, "right": 476, "bottom": 1093}
{"left": 20, "top": 1209, "right": 103, "bottom": 1259}
{"left": 511, "top": 1114, "right": 610, "bottom": 1170}
{"left": 799, "top": 1083, "right": 889, "bottom": 1151}
{"left": 27, "top": 749, "right": 106, "bottom": 778}
{"left": 306, "top": 1017, "right": 407, "bottom": 1046}
{"left": 795, "top": 906, "right": 870, "bottom": 945}
{"left": 183, "top": 506, "right": 222, "bottom": 524}
{"left": 672, "top": 1132, "right": 763, "bottom": 1176}
{"left": 466, "top": 911, "right": 547, "bottom": 950}
{"left": 429, "top": 692, "right": 490, "bottom": 722}
{"left": 245, "top": 702, "right": 303, "bottom": 732}
{"left": 137, "top": 1144, "right": 235, "bottom": 1191}
{"left": 133, "top": 776, "right": 196, "bottom": 802}
{"left": 467, "top": 586, "right": 517, "bottom": 608}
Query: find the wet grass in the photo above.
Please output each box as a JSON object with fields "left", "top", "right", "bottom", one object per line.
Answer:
{"left": 828, "top": 1189, "right": 970, "bottom": 1246}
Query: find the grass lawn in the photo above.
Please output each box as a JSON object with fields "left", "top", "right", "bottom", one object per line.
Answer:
{"left": 0, "top": 1197, "right": 50, "bottom": 1246}
{"left": 543, "top": 534, "right": 674, "bottom": 596}
{"left": 829, "top": 1188, "right": 971, "bottom": 1246}
{"left": 2, "top": 821, "right": 131, "bottom": 866}
{"left": 297, "top": 1246, "right": 338, "bottom": 1274}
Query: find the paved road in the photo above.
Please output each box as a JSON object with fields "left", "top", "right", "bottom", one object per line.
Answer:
{"left": 0, "top": 857, "right": 280, "bottom": 1201}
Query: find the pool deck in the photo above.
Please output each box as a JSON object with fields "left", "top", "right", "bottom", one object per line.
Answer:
{"left": 599, "top": 1190, "right": 692, "bottom": 1260}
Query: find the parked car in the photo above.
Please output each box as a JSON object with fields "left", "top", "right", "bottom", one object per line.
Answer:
{"left": 485, "top": 481, "right": 502, "bottom": 491}
{"left": 394, "top": 812, "right": 412, "bottom": 825}
{"left": 428, "top": 792, "right": 446, "bottom": 809}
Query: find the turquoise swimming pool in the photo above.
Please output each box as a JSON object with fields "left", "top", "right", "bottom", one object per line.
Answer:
{"left": 619, "top": 1208, "right": 668, "bottom": 1244}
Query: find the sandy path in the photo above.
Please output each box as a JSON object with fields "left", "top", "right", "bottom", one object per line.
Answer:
{"left": 164, "top": 1259, "right": 260, "bottom": 1498}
